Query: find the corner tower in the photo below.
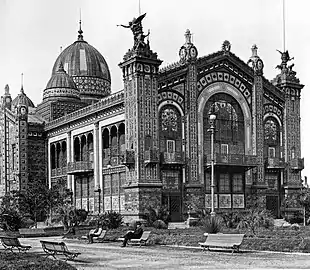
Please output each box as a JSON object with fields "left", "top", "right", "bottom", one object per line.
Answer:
{"left": 272, "top": 50, "right": 304, "bottom": 193}
{"left": 119, "top": 14, "right": 162, "bottom": 220}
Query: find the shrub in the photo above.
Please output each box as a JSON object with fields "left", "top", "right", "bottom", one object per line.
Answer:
{"left": 237, "top": 209, "right": 274, "bottom": 235}
{"left": 152, "top": 219, "right": 168, "bottom": 229}
{"left": 0, "top": 210, "right": 23, "bottom": 231}
{"left": 220, "top": 211, "right": 244, "bottom": 229}
{"left": 144, "top": 206, "right": 170, "bottom": 227}
{"left": 99, "top": 211, "right": 123, "bottom": 229}
{"left": 291, "top": 223, "right": 300, "bottom": 231}
{"left": 201, "top": 216, "right": 223, "bottom": 234}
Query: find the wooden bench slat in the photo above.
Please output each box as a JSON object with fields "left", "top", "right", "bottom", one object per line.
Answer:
{"left": 199, "top": 234, "right": 244, "bottom": 253}
{"left": 40, "top": 240, "right": 80, "bottom": 261}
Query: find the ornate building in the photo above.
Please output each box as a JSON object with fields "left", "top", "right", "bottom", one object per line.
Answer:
{"left": 0, "top": 15, "right": 304, "bottom": 221}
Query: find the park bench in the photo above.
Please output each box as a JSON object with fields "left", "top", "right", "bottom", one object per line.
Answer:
{"left": 199, "top": 233, "right": 244, "bottom": 253}
{"left": 118, "top": 231, "right": 151, "bottom": 247}
{"left": 0, "top": 236, "right": 32, "bottom": 252}
{"left": 81, "top": 228, "right": 107, "bottom": 243}
{"left": 40, "top": 240, "right": 81, "bottom": 261}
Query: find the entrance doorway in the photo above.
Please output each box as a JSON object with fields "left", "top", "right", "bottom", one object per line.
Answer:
{"left": 266, "top": 195, "right": 279, "bottom": 218}
{"left": 163, "top": 194, "right": 181, "bottom": 222}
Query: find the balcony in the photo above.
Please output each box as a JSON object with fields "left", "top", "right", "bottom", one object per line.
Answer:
{"left": 290, "top": 158, "right": 304, "bottom": 171}
{"left": 265, "top": 157, "right": 286, "bottom": 169}
{"left": 145, "top": 149, "right": 159, "bottom": 164}
{"left": 51, "top": 167, "right": 67, "bottom": 177}
{"left": 204, "top": 153, "right": 258, "bottom": 168}
{"left": 160, "top": 152, "right": 184, "bottom": 165}
{"left": 67, "top": 161, "right": 94, "bottom": 175}
{"left": 121, "top": 150, "right": 135, "bottom": 167}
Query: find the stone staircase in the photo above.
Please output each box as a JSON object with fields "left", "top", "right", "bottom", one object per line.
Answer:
{"left": 273, "top": 219, "right": 291, "bottom": 227}
{"left": 168, "top": 222, "right": 189, "bottom": 229}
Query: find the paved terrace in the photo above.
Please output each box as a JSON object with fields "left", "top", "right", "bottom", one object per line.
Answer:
{"left": 12, "top": 236, "right": 310, "bottom": 269}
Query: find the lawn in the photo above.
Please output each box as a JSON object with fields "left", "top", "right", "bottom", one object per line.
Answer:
{"left": 69, "top": 225, "right": 310, "bottom": 253}
{"left": 0, "top": 252, "right": 76, "bottom": 270}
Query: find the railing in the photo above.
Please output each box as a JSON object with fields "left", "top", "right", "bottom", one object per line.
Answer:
{"left": 145, "top": 149, "right": 159, "bottom": 164}
{"left": 51, "top": 167, "right": 67, "bottom": 177}
{"left": 161, "top": 152, "right": 184, "bottom": 165}
{"left": 67, "top": 161, "right": 94, "bottom": 175}
{"left": 204, "top": 153, "right": 258, "bottom": 167}
{"left": 290, "top": 158, "right": 304, "bottom": 170}
{"left": 265, "top": 157, "right": 286, "bottom": 169}
{"left": 45, "top": 90, "right": 124, "bottom": 130}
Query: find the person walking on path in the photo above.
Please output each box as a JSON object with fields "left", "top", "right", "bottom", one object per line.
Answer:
{"left": 121, "top": 221, "right": 143, "bottom": 247}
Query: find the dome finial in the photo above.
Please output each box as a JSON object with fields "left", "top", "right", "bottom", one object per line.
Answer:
{"left": 21, "top": 73, "right": 24, "bottom": 93}
{"left": 78, "top": 9, "right": 84, "bottom": 41}
{"left": 4, "top": 84, "right": 10, "bottom": 94}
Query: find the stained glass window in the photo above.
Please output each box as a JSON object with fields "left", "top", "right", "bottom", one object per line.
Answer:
{"left": 264, "top": 119, "right": 277, "bottom": 144}
{"left": 161, "top": 108, "right": 178, "bottom": 132}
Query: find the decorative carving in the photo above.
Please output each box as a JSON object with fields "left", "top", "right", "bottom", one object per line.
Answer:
{"left": 273, "top": 50, "right": 300, "bottom": 83}
{"left": 118, "top": 13, "right": 159, "bottom": 61}
{"left": 222, "top": 40, "right": 231, "bottom": 53}
{"left": 161, "top": 108, "right": 178, "bottom": 131}
{"left": 179, "top": 29, "right": 198, "bottom": 63}
{"left": 247, "top": 44, "right": 264, "bottom": 76}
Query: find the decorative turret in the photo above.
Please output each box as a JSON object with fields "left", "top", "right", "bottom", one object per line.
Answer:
{"left": 43, "top": 62, "right": 80, "bottom": 101}
{"left": 272, "top": 50, "right": 304, "bottom": 191}
{"left": 119, "top": 13, "right": 162, "bottom": 221}
{"left": 247, "top": 44, "right": 264, "bottom": 76}
{"left": 2, "top": 84, "right": 12, "bottom": 110}
{"left": 248, "top": 44, "right": 265, "bottom": 187}
{"left": 179, "top": 29, "right": 198, "bottom": 63}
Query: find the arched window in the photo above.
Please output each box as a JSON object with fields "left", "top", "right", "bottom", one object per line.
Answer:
{"left": 204, "top": 93, "right": 244, "bottom": 155}
{"left": 264, "top": 119, "right": 278, "bottom": 145}
{"left": 159, "top": 105, "right": 182, "bottom": 152}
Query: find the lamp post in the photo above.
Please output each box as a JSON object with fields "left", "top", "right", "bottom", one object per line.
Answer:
{"left": 208, "top": 113, "right": 217, "bottom": 218}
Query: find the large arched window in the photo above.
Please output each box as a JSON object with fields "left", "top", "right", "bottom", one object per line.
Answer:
{"left": 203, "top": 93, "right": 245, "bottom": 155}
{"left": 264, "top": 117, "right": 280, "bottom": 158}
{"left": 159, "top": 105, "right": 182, "bottom": 153}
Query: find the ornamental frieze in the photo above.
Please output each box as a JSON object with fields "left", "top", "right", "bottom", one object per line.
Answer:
{"left": 158, "top": 91, "right": 184, "bottom": 109}
{"left": 197, "top": 71, "right": 251, "bottom": 105}
{"left": 263, "top": 104, "right": 283, "bottom": 121}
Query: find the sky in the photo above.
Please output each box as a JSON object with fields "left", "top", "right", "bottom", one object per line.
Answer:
{"left": 1, "top": 0, "right": 310, "bottom": 178}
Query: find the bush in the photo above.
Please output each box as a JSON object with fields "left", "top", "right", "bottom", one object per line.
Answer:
{"left": 99, "top": 211, "right": 123, "bottom": 229}
{"left": 144, "top": 206, "right": 170, "bottom": 227}
{"left": 152, "top": 219, "right": 168, "bottom": 229}
{"left": 0, "top": 210, "right": 23, "bottom": 231}
{"left": 237, "top": 209, "right": 274, "bottom": 235}
{"left": 201, "top": 216, "right": 223, "bottom": 234}
{"left": 220, "top": 211, "right": 244, "bottom": 229}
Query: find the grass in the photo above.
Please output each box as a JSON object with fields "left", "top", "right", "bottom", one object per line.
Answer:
{"left": 0, "top": 252, "right": 76, "bottom": 270}
{"left": 66, "top": 225, "right": 310, "bottom": 253}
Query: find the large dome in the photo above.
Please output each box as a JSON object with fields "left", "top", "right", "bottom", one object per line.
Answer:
{"left": 51, "top": 26, "right": 111, "bottom": 103}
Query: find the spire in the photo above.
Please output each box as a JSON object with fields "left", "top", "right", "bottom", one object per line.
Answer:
{"left": 78, "top": 9, "right": 84, "bottom": 41}
{"left": 185, "top": 29, "right": 192, "bottom": 45}
{"left": 21, "top": 73, "right": 24, "bottom": 93}
{"left": 4, "top": 84, "right": 9, "bottom": 95}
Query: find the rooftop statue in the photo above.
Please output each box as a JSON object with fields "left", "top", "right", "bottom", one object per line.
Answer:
{"left": 118, "top": 13, "right": 149, "bottom": 49}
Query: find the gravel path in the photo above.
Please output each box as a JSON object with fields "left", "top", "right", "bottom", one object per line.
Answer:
{"left": 22, "top": 236, "right": 310, "bottom": 269}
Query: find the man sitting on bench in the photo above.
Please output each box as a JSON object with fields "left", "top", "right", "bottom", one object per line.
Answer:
{"left": 87, "top": 221, "right": 102, "bottom": 244}
{"left": 121, "top": 221, "right": 143, "bottom": 247}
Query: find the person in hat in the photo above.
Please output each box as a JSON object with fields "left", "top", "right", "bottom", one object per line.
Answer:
{"left": 121, "top": 221, "right": 144, "bottom": 247}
